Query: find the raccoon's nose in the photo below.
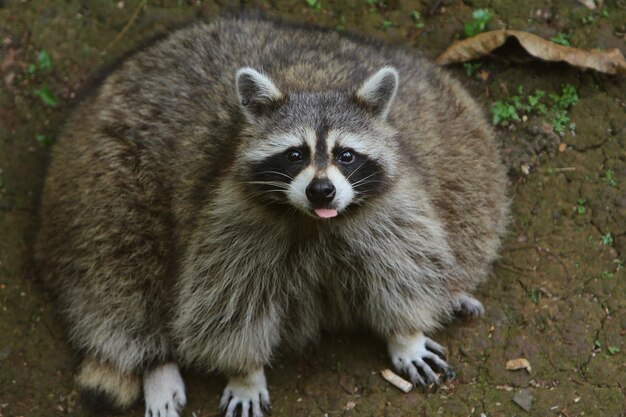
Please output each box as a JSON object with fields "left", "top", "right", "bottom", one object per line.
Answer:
{"left": 306, "top": 178, "right": 336, "bottom": 205}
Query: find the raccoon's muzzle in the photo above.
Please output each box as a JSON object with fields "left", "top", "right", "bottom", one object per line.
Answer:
{"left": 305, "top": 178, "right": 336, "bottom": 206}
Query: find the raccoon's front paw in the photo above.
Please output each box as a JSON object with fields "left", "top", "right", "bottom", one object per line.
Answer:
{"left": 452, "top": 293, "right": 485, "bottom": 317}
{"left": 143, "top": 363, "right": 186, "bottom": 417}
{"left": 387, "top": 332, "right": 452, "bottom": 390}
{"left": 220, "top": 368, "right": 270, "bottom": 417}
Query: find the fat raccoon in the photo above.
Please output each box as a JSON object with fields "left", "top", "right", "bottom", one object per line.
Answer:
{"left": 35, "top": 15, "right": 509, "bottom": 417}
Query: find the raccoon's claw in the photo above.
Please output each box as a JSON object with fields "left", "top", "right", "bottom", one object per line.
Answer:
{"left": 452, "top": 293, "right": 485, "bottom": 318}
{"left": 388, "top": 332, "right": 451, "bottom": 391}
{"left": 220, "top": 369, "right": 270, "bottom": 417}
{"left": 143, "top": 363, "right": 186, "bottom": 417}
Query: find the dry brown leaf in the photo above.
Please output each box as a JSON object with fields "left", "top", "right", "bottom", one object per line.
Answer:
{"left": 436, "top": 30, "right": 626, "bottom": 75}
{"left": 506, "top": 357, "right": 532, "bottom": 373}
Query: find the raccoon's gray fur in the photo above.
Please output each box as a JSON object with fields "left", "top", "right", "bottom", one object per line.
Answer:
{"left": 35, "top": 15, "right": 509, "bottom": 417}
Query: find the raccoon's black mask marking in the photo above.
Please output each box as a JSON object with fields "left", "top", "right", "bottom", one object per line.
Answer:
{"left": 334, "top": 148, "right": 388, "bottom": 199}
{"left": 247, "top": 147, "right": 309, "bottom": 206}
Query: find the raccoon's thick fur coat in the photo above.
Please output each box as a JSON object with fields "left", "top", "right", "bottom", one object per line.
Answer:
{"left": 35, "top": 15, "right": 508, "bottom": 417}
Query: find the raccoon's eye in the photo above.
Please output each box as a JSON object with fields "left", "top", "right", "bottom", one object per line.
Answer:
{"left": 286, "top": 149, "right": 304, "bottom": 162}
{"left": 338, "top": 149, "right": 355, "bottom": 164}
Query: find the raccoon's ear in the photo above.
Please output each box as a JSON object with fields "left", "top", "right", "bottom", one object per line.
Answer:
{"left": 235, "top": 67, "right": 284, "bottom": 122}
{"left": 354, "top": 66, "right": 399, "bottom": 119}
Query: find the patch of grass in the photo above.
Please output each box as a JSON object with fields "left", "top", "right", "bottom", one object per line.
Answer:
{"left": 33, "top": 86, "right": 58, "bottom": 107}
{"left": 464, "top": 9, "right": 491, "bottom": 37}
{"left": 550, "top": 32, "right": 571, "bottom": 46}
{"left": 382, "top": 19, "right": 393, "bottom": 30}
{"left": 492, "top": 84, "right": 578, "bottom": 133}
{"left": 601, "top": 232, "right": 613, "bottom": 246}
{"left": 411, "top": 10, "right": 424, "bottom": 29}
{"left": 594, "top": 339, "right": 602, "bottom": 349}
{"left": 528, "top": 288, "right": 539, "bottom": 304}
{"left": 602, "top": 169, "right": 617, "bottom": 187}
{"left": 576, "top": 198, "right": 587, "bottom": 215}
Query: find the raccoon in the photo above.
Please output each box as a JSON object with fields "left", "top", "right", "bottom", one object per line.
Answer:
{"left": 35, "top": 15, "right": 509, "bottom": 417}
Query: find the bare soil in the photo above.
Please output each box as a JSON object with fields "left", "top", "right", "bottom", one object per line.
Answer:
{"left": 0, "top": 1, "right": 624, "bottom": 416}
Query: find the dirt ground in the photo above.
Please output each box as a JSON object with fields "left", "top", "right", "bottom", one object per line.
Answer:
{"left": 0, "top": 0, "right": 624, "bottom": 416}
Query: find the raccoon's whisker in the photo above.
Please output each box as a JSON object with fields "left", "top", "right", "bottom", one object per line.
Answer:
{"left": 345, "top": 161, "right": 368, "bottom": 180}
{"left": 353, "top": 180, "right": 387, "bottom": 189}
{"left": 253, "top": 171, "right": 295, "bottom": 181}
{"left": 243, "top": 181, "right": 291, "bottom": 189}
{"left": 351, "top": 171, "right": 383, "bottom": 187}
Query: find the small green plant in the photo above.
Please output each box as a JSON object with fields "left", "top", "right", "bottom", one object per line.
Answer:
{"left": 35, "top": 134, "right": 53, "bottom": 146}
{"left": 601, "top": 271, "right": 615, "bottom": 280}
{"left": 33, "top": 86, "right": 58, "bottom": 107}
{"left": 306, "top": 0, "right": 321, "bottom": 11}
{"left": 528, "top": 288, "right": 539, "bottom": 304}
{"left": 600, "top": 9, "right": 609, "bottom": 18}
{"left": 602, "top": 169, "right": 617, "bottom": 187}
{"left": 37, "top": 50, "right": 53, "bottom": 71}
{"left": 550, "top": 32, "right": 571, "bottom": 46}
{"left": 464, "top": 9, "right": 492, "bottom": 37}
{"left": 594, "top": 339, "right": 602, "bottom": 349}
{"left": 27, "top": 49, "right": 54, "bottom": 75}
{"left": 608, "top": 346, "right": 620, "bottom": 355}
{"left": 601, "top": 232, "right": 613, "bottom": 246}
{"left": 552, "top": 110, "right": 570, "bottom": 134}
{"left": 550, "top": 84, "right": 579, "bottom": 109}
{"left": 382, "top": 19, "right": 393, "bottom": 30}
{"left": 576, "top": 198, "right": 587, "bottom": 214}
{"left": 463, "top": 62, "right": 483, "bottom": 77}
{"left": 336, "top": 15, "right": 345, "bottom": 31}
{"left": 581, "top": 14, "right": 597, "bottom": 25}
{"left": 367, "top": 0, "right": 378, "bottom": 13}
{"left": 491, "top": 100, "right": 520, "bottom": 125}
{"left": 411, "top": 10, "right": 425, "bottom": 29}
{"left": 549, "top": 84, "right": 578, "bottom": 134}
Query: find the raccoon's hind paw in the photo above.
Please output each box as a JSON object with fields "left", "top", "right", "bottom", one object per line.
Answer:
{"left": 452, "top": 293, "right": 485, "bottom": 318}
{"left": 388, "top": 332, "right": 453, "bottom": 391}
{"left": 220, "top": 368, "right": 270, "bottom": 417}
{"left": 143, "top": 363, "right": 186, "bottom": 417}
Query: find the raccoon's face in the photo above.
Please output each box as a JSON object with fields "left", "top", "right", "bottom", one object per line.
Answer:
{"left": 235, "top": 66, "right": 399, "bottom": 219}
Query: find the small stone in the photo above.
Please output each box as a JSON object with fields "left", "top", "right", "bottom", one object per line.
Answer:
{"left": 506, "top": 358, "right": 532, "bottom": 373}
{"left": 344, "top": 401, "right": 356, "bottom": 411}
{"left": 513, "top": 389, "right": 533, "bottom": 412}
{"left": 558, "top": 143, "right": 567, "bottom": 152}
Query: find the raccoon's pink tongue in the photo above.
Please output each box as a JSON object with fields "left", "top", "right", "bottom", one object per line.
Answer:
{"left": 315, "top": 208, "right": 338, "bottom": 218}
